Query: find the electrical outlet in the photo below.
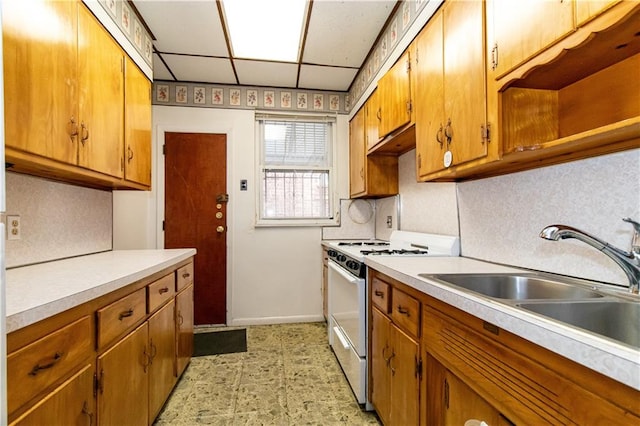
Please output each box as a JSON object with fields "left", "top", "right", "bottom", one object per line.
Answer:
{"left": 8, "top": 215, "right": 21, "bottom": 240}
{"left": 386, "top": 215, "right": 393, "bottom": 229}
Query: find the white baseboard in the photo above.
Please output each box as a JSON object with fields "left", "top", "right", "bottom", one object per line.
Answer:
{"left": 228, "top": 314, "right": 325, "bottom": 327}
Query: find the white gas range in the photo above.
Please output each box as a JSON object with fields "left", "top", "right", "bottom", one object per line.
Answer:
{"left": 325, "top": 231, "right": 459, "bottom": 409}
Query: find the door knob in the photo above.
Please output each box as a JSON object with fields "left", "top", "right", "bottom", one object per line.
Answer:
{"left": 216, "top": 226, "right": 225, "bottom": 233}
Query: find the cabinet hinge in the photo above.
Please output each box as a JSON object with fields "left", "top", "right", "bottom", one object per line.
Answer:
{"left": 481, "top": 123, "right": 491, "bottom": 144}
{"left": 93, "top": 372, "right": 98, "bottom": 397}
{"left": 94, "top": 369, "right": 104, "bottom": 396}
{"left": 406, "top": 57, "right": 411, "bottom": 73}
{"left": 444, "top": 377, "right": 450, "bottom": 409}
{"left": 415, "top": 47, "right": 419, "bottom": 65}
{"left": 121, "top": 156, "right": 124, "bottom": 171}
{"left": 415, "top": 356, "right": 422, "bottom": 379}
{"left": 407, "top": 100, "right": 412, "bottom": 114}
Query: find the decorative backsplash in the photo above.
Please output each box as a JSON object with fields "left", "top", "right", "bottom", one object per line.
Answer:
{"left": 152, "top": 81, "right": 349, "bottom": 114}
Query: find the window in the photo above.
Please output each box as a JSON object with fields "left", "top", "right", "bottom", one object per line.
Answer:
{"left": 256, "top": 113, "right": 336, "bottom": 226}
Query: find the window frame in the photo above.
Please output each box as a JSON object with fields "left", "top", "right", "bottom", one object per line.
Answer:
{"left": 255, "top": 112, "right": 339, "bottom": 227}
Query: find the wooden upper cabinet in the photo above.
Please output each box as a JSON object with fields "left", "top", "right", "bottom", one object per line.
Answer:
{"left": 414, "top": 0, "right": 488, "bottom": 180}
{"left": 576, "top": 0, "right": 620, "bottom": 26}
{"left": 365, "top": 89, "right": 381, "bottom": 151}
{"left": 414, "top": 11, "right": 446, "bottom": 179}
{"left": 377, "top": 51, "right": 412, "bottom": 138}
{"left": 2, "top": 0, "right": 78, "bottom": 165}
{"left": 349, "top": 106, "right": 367, "bottom": 197}
{"left": 488, "top": 0, "right": 574, "bottom": 78}
{"left": 77, "top": 5, "right": 124, "bottom": 179}
{"left": 124, "top": 57, "right": 152, "bottom": 187}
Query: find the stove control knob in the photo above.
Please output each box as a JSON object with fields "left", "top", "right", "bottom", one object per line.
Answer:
{"left": 327, "top": 250, "right": 337, "bottom": 258}
{"left": 346, "top": 260, "right": 359, "bottom": 270}
{"left": 337, "top": 254, "right": 346, "bottom": 262}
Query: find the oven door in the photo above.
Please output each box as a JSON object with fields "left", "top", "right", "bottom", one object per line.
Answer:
{"left": 328, "top": 260, "right": 366, "bottom": 356}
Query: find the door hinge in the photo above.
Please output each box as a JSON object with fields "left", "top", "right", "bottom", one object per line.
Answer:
{"left": 481, "top": 123, "right": 491, "bottom": 144}
{"left": 162, "top": 220, "right": 165, "bottom": 231}
{"left": 162, "top": 144, "right": 166, "bottom": 155}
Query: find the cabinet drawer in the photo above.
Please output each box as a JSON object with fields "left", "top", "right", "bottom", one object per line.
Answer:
{"left": 148, "top": 273, "right": 176, "bottom": 312}
{"left": 176, "top": 262, "right": 194, "bottom": 292}
{"left": 371, "top": 278, "right": 390, "bottom": 313}
{"left": 390, "top": 288, "right": 420, "bottom": 337}
{"left": 7, "top": 316, "right": 93, "bottom": 415}
{"left": 97, "top": 288, "right": 146, "bottom": 350}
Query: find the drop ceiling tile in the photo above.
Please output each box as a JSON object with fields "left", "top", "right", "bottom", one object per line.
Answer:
{"left": 163, "top": 55, "right": 236, "bottom": 84}
{"left": 298, "top": 65, "right": 357, "bottom": 91}
{"left": 234, "top": 60, "right": 298, "bottom": 88}
{"left": 303, "top": 1, "right": 395, "bottom": 67}
{"left": 133, "top": 1, "right": 228, "bottom": 56}
{"left": 153, "top": 53, "right": 174, "bottom": 81}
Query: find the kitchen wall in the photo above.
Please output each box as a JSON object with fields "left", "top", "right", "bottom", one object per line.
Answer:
{"left": 113, "top": 105, "right": 351, "bottom": 325}
{"left": 398, "top": 148, "right": 640, "bottom": 287}
{"left": 6, "top": 173, "right": 112, "bottom": 268}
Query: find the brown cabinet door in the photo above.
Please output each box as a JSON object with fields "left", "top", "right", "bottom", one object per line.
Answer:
{"left": 349, "top": 107, "right": 366, "bottom": 197}
{"left": 443, "top": 369, "right": 501, "bottom": 426}
{"left": 444, "top": 0, "right": 488, "bottom": 168}
{"left": 378, "top": 51, "right": 412, "bottom": 138}
{"left": 2, "top": 0, "right": 78, "bottom": 164}
{"left": 148, "top": 300, "right": 177, "bottom": 421}
{"left": 124, "top": 57, "right": 152, "bottom": 186}
{"left": 489, "top": 0, "right": 574, "bottom": 78}
{"left": 414, "top": 11, "right": 446, "bottom": 179}
{"left": 389, "top": 324, "right": 420, "bottom": 426}
{"left": 370, "top": 308, "right": 392, "bottom": 424}
{"left": 97, "top": 322, "right": 149, "bottom": 426}
{"left": 365, "top": 90, "right": 381, "bottom": 150}
{"left": 10, "top": 364, "right": 95, "bottom": 426}
{"left": 176, "top": 285, "right": 194, "bottom": 377}
{"left": 77, "top": 4, "right": 124, "bottom": 178}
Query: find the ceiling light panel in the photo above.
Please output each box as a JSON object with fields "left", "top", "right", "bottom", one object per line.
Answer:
{"left": 303, "top": 0, "right": 395, "bottom": 67}
{"left": 133, "top": 1, "right": 228, "bottom": 56}
{"left": 222, "top": 0, "right": 306, "bottom": 62}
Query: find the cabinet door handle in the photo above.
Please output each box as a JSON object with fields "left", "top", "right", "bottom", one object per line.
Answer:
{"left": 182, "top": 272, "right": 191, "bottom": 279}
{"left": 374, "top": 290, "right": 384, "bottom": 298}
{"left": 397, "top": 305, "right": 410, "bottom": 316}
{"left": 149, "top": 339, "right": 157, "bottom": 361}
{"left": 80, "top": 122, "right": 89, "bottom": 145}
{"left": 142, "top": 345, "right": 151, "bottom": 373}
{"left": 82, "top": 401, "right": 94, "bottom": 426}
{"left": 444, "top": 118, "right": 453, "bottom": 144}
{"left": 159, "top": 287, "right": 169, "bottom": 294}
{"left": 127, "top": 145, "right": 134, "bottom": 162}
{"left": 29, "top": 351, "right": 64, "bottom": 376}
{"left": 376, "top": 108, "right": 382, "bottom": 121}
{"left": 436, "top": 123, "right": 444, "bottom": 147}
{"left": 118, "top": 308, "right": 134, "bottom": 320}
{"left": 389, "top": 350, "right": 396, "bottom": 376}
{"left": 68, "top": 117, "right": 79, "bottom": 142}
{"left": 177, "top": 311, "right": 184, "bottom": 326}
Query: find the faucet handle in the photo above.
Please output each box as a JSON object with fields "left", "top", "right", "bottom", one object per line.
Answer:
{"left": 623, "top": 217, "right": 640, "bottom": 254}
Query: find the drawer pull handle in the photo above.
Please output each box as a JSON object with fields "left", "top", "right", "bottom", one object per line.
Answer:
{"left": 29, "top": 351, "right": 64, "bottom": 376}
{"left": 177, "top": 312, "right": 184, "bottom": 326}
{"left": 118, "top": 309, "right": 134, "bottom": 320}
{"left": 159, "top": 287, "right": 169, "bottom": 294}
{"left": 397, "top": 306, "right": 410, "bottom": 316}
{"left": 182, "top": 272, "right": 190, "bottom": 279}
{"left": 374, "top": 290, "right": 384, "bottom": 298}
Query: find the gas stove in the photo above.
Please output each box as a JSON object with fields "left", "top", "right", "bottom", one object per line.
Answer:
{"left": 325, "top": 230, "right": 460, "bottom": 278}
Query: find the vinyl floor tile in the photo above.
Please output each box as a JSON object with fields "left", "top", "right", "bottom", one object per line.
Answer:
{"left": 155, "top": 322, "right": 381, "bottom": 426}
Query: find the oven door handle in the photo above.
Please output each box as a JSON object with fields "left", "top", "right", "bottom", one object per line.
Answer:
{"left": 328, "top": 261, "right": 361, "bottom": 285}
{"left": 333, "top": 326, "right": 351, "bottom": 350}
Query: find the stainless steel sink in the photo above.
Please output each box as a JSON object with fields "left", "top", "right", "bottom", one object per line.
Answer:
{"left": 518, "top": 301, "right": 640, "bottom": 348}
{"left": 421, "top": 273, "right": 604, "bottom": 300}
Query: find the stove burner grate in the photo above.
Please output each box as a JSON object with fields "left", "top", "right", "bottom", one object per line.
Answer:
{"left": 361, "top": 248, "right": 429, "bottom": 256}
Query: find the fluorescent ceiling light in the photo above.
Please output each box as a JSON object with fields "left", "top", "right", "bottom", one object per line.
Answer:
{"left": 222, "top": 0, "right": 306, "bottom": 62}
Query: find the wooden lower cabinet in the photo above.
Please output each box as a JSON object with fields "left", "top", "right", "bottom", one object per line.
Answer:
{"left": 176, "top": 284, "right": 194, "bottom": 377}
{"left": 10, "top": 364, "right": 95, "bottom": 426}
{"left": 369, "top": 273, "right": 420, "bottom": 426}
{"left": 148, "top": 300, "right": 177, "bottom": 421}
{"left": 97, "top": 322, "right": 149, "bottom": 426}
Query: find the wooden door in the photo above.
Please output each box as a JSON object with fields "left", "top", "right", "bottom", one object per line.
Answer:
{"left": 176, "top": 285, "right": 194, "bottom": 376}
{"left": 124, "top": 57, "right": 152, "bottom": 186}
{"left": 389, "top": 324, "right": 420, "bottom": 426}
{"left": 164, "top": 132, "right": 227, "bottom": 325}
{"left": 97, "top": 323, "right": 148, "bottom": 426}
{"left": 414, "top": 10, "right": 446, "bottom": 179}
{"left": 370, "top": 308, "right": 391, "bottom": 424}
{"left": 490, "top": 0, "right": 574, "bottom": 78}
{"left": 2, "top": 0, "right": 78, "bottom": 164}
{"left": 444, "top": 369, "right": 501, "bottom": 426}
{"left": 378, "top": 51, "right": 412, "bottom": 138}
{"left": 444, "top": 0, "right": 488, "bottom": 167}
{"left": 349, "top": 107, "right": 366, "bottom": 197}
{"left": 77, "top": 5, "right": 124, "bottom": 178}
{"left": 148, "top": 300, "right": 176, "bottom": 422}
{"left": 10, "top": 364, "right": 94, "bottom": 426}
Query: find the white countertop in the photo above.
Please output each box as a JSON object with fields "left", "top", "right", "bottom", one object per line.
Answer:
{"left": 6, "top": 249, "right": 196, "bottom": 333}
{"left": 364, "top": 256, "right": 640, "bottom": 391}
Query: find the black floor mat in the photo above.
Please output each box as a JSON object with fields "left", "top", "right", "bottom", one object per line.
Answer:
{"left": 193, "top": 329, "right": 247, "bottom": 356}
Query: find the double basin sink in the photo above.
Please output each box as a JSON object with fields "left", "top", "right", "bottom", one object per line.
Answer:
{"left": 418, "top": 272, "right": 640, "bottom": 348}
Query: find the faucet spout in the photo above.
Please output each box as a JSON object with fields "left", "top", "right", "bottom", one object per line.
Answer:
{"left": 540, "top": 220, "right": 640, "bottom": 294}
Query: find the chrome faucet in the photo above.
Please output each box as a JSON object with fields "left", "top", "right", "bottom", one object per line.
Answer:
{"left": 540, "top": 218, "right": 640, "bottom": 294}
